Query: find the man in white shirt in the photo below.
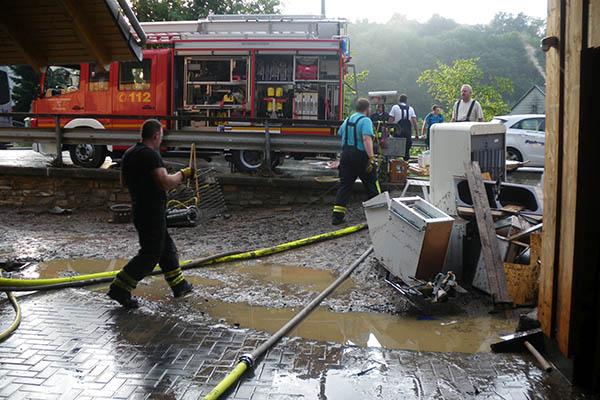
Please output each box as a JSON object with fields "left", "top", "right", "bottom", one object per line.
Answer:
{"left": 451, "top": 84, "right": 484, "bottom": 122}
{"left": 387, "top": 93, "right": 418, "bottom": 159}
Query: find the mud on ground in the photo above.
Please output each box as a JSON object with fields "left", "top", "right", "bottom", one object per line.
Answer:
{"left": 0, "top": 202, "right": 493, "bottom": 319}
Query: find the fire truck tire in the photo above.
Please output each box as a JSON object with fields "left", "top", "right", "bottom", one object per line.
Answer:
{"left": 231, "top": 150, "right": 281, "bottom": 172}
{"left": 69, "top": 144, "right": 107, "bottom": 168}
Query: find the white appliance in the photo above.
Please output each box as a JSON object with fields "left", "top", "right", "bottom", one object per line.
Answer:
{"left": 363, "top": 193, "right": 454, "bottom": 281}
{"left": 429, "top": 122, "right": 506, "bottom": 216}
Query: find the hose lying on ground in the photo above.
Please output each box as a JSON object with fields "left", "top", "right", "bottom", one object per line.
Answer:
{"left": 203, "top": 245, "right": 374, "bottom": 400}
{"left": 0, "top": 270, "right": 22, "bottom": 343}
{"left": 0, "top": 223, "right": 368, "bottom": 342}
{"left": 0, "top": 223, "right": 366, "bottom": 291}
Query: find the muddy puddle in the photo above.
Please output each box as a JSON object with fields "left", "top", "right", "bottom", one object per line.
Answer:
{"left": 19, "top": 258, "right": 129, "bottom": 279}
{"left": 182, "top": 298, "right": 514, "bottom": 353}
{"left": 23, "top": 258, "right": 516, "bottom": 353}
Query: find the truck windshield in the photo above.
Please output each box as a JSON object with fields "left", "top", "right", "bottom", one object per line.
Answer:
{"left": 43, "top": 65, "right": 81, "bottom": 97}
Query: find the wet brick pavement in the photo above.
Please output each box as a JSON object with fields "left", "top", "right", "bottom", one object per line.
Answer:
{"left": 0, "top": 289, "right": 592, "bottom": 399}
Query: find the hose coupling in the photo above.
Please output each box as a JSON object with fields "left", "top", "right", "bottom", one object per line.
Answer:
{"left": 239, "top": 353, "right": 254, "bottom": 368}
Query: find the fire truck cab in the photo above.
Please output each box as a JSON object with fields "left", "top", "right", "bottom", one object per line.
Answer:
{"left": 32, "top": 15, "right": 349, "bottom": 170}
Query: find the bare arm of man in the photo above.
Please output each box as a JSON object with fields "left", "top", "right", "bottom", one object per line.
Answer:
{"left": 421, "top": 120, "right": 427, "bottom": 138}
{"left": 412, "top": 117, "right": 418, "bottom": 137}
{"left": 362, "top": 134, "right": 374, "bottom": 158}
{"left": 151, "top": 167, "right": 184, "bottom": 191}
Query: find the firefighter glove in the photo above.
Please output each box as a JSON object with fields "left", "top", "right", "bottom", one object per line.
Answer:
{"left": 366, "top": 156, "right": 375, "bottom": 173}
{"left": 180, "top": 167, "right": 196, "bottom": 180}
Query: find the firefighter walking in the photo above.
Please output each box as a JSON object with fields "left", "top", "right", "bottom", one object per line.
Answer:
{"left": 332, "top": 98, "right": 381, "bottom": 225}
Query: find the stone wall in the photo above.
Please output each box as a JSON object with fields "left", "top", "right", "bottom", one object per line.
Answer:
{"left": 0, "top": 167, "right": 405, "bottom": 211}
{"left": 0, "top": 167, "right": 128, "bottom": 209}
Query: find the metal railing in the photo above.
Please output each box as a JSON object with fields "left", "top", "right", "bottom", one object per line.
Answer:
{"left": 0, "top": 113, "right": 420, "bottom": 167}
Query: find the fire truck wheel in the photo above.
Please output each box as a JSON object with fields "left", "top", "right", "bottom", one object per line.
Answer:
{"left": 69, "top": 144, "right": 107, "bottom": 168}
{"left": 231, "top": 150, "right": 280, "bottom": 172}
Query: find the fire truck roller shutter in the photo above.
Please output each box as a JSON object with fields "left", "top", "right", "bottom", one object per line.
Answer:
{"left": 63, "top": 119, "right": 109, "bottom": 169}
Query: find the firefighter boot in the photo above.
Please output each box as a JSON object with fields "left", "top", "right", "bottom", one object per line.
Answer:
{"left": 172, "top": 279, "right": 194, "bottom": 298}
{"left": 331, "top": 211, "right": 345, "bottom": 225}
{"left": 107, "top": 284, "right": 139, "bottom": 309}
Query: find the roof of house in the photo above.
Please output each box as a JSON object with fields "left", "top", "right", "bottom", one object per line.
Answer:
{"left": 511, "top": 85, "right": 546, "bottom": 110}
{"left": 0, "top": 0, "right": 143, "bottom": 71}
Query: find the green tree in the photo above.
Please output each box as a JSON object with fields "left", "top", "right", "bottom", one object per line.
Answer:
{"left": 417, "top": 58, "right": 513, "bottom": 120}
{"left": 132, "top": 0, "right": 281, "bottom": 22}
{"left": 10, "top": 65, "right": 39, "bottom": 114}
{"left": 343, "top": 69, "right": 369, "bottom": 118}
{"left": 488, "top": 12, "right": 545, "bottom": 39}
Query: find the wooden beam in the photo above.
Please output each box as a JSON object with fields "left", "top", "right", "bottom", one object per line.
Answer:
{"left": 555, "top": 0, "right": 584, "bottom": 357}
{"left": 539, "top": 0, "right": 562, "bottom": 339}
{"left": 0, "top": 5, "right": 48, "bottom": 71}
{"left": 58, "top": 0, "right": 110, "bottom": 71}
{"left": 590, "top": 0, "right": 600, "bottom": 48}
{"left": 464, "top": 161, "right": 511, "bottom": 305}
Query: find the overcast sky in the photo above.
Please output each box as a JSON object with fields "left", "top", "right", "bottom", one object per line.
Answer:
{"left": 280, "top": 0, "right": 547, "bottom": 25}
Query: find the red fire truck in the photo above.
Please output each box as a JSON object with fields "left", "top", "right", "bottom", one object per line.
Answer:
{"left": 31, "top": 15, "right": 350, "bottom": 170}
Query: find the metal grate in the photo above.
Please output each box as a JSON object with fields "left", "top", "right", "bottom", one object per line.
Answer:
{"left": 167, "top": 168, "right": 227, "bottom": 223}
{"left": 472, "top": 148, "right": 505, "bottom": 181}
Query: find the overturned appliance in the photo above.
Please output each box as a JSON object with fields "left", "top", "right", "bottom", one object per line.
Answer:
{"left": 364, "top": 192, "right": 457, "bottom": 303}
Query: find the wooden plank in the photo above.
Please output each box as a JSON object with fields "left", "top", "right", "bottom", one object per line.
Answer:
{"left": 539, "top": 0, "right": 562, "bottom": 339}
{"left": 555, "top": 0, "right": 583, "bottom": 357}
{"left": 590, "top": 0, "right": 600, "bottom": 47}
{"left": 505, "top": 223, "right": 543, "bottom": 242}
{"left": 464, "top": 161, "right": 511, "bottom": 304}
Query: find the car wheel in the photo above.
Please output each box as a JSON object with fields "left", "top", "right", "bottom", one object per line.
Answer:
{"left": 69, "top": 144, "right": 107, "bottom": 168}
{"left": 506, "top": 147, "right": 523, "bottom": 162}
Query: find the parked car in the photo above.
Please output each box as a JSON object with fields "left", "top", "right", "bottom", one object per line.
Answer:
{"left": 492, "top": 114, "right": 545, "bottom": 167}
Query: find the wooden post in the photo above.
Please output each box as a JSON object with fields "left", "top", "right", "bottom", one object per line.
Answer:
{"left": 554, "top": 0, "right": 584, "bottom": 357}
{"left": 55, "top": 116, "right": 63, "bottom": 165}
{"left": 539, "top": 0, "right": 563, "bottom": 339}
{"left": 464, "top": 160, "right": 511, "bottom": 305}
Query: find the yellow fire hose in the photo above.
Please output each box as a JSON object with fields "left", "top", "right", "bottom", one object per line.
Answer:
{"left": 0, "top": 270, "right": 21, "bottom": 342}
{"left": 0, "top": 223, "right": 367, "bottom": 342}
{"left": 0, "top": 223, "right": 365, "bottom": 289}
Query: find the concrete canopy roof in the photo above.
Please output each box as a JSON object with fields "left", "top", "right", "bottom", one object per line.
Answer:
{"left": 0, "top": 0, "right": 144, "bottom": 72}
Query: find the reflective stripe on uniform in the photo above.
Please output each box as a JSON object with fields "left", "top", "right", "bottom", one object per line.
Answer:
{"left": 168, "top": 274, "right": 185, "bottom": 287}
{"left": 333, "top": 205, "right": 347, "bottom": 213}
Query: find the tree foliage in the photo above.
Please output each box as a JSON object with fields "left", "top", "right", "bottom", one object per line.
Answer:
{"left": 349, "top": 12, "right": 545, "bottom": 119}
{"left": 10, "top": 66, "right": 38, "bottom": 114}
{"left": 417, "top": 58, "right": 513, "bottom": 120}
{"left": 132, "top": 0, "right": 281, "bottom": 22}
{"left": 343, "top": 68, "right": 369, "bottom": 118}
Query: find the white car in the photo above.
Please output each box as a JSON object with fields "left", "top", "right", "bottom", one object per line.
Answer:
{"left": 492, "top": 114, "right": 545, "bottom": 167}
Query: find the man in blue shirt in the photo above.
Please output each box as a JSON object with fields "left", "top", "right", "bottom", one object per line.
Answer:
{"left": 421, "top": 104, "right": 444, "bottom": 148}
{"left": 332, "top": 98, "right": 380, "bottom": 225}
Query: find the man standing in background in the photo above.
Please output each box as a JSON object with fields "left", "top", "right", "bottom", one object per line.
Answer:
{"left": 451, "top": 84, "right": 484, "bottom": 122}
{"left": 388, "top": 94, "right": 418, "bottom": 160}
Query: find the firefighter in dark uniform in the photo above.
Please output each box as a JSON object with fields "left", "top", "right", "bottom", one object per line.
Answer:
{"left": 332, "top": 98, "right": 381, "bottom": 225}
{"left": 107, "top": 119, "right": 195, "bottom": 308}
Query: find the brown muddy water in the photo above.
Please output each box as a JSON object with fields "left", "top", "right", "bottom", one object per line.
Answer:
{"left": 22, "top": 258, "right": 516, "bottom": 354}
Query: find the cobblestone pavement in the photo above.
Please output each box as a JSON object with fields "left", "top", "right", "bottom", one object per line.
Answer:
{"left": 0, "top": 288, "right": 592, "bottom": 400}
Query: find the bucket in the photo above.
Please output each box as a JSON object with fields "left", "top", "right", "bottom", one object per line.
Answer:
{"left": 110, "top": 204, "right": 132, "bottom": 223}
